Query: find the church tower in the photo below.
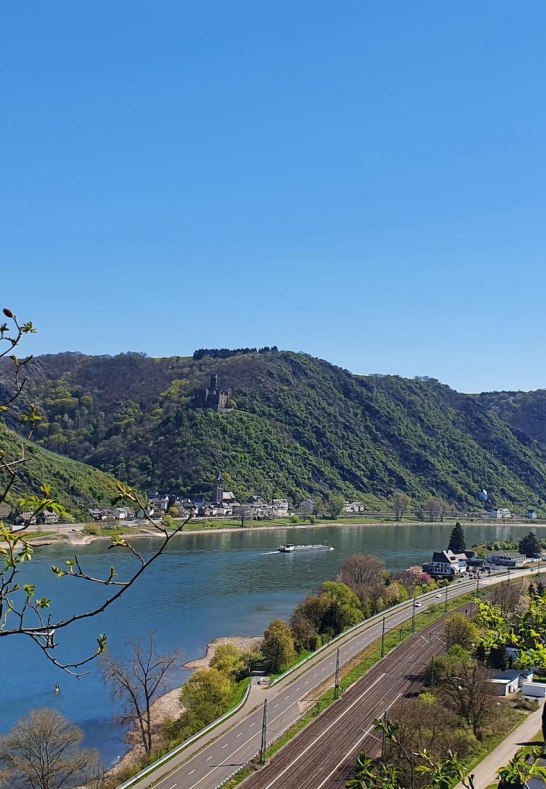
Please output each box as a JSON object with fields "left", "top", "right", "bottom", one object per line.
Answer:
{"left": 214, "top": 471, "right": 224, "bottom": 505}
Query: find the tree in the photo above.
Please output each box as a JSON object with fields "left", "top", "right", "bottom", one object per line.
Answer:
{"left": 237, "top": 505, "right": 253, "bottom": 527}
{"left": 320, "top": 581, "right": 363, "bottom": 633}
{"left": 101, "top": 635, "right": 178, "bottom": 756}
{"left": 326, "top": 493, "right": 345, "bottom": 519}
{"left": 0, "top": 308, "right": 193, "bottom": 673}
{"left": 424, "top": 496, "right": 450, "bottom": 522}
{"left": 433, "top": 646, "right": 493, "bottom": 738}
{"left": 210, "top": 644, "right": 248, "bottom": 680}
{"left": 490, "top": 581, "right": 523, "bottom": 618}
{"left": 339, "top": 554, "right": 386, "bottom": 589}
{"left": 448, "top": 521, "right": 466, "bottom": 553}
{"left": 262, "top": 619, "right": 296, "bottom": 673}
{"left": 180, "top": 668, "right": 235, "bottom": 724}
{"left": 518, "top": 531, "right": 542, "bottom": 558}
{"left": 390, "top": 492, "right": 411, "bottom": 522}
{"left": 0, "top": 708, "right": 100, "bottom": 789}
{"left": 444, "top": 613, "right": 478, "bottom": 650}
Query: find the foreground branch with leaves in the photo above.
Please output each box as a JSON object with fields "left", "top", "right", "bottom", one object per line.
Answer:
{"left": 0, "top": 308, "right": 191, "bottom": 673}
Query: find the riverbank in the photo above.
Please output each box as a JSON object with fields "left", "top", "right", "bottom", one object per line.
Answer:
{"left": 108, "top": 634, "right": 262, "bottom": 781}
{"left": 20, "top": 515, "right": 545, "bottom": 549}
{"left": 184, "top": 636, "right": 262, "bottom": 670}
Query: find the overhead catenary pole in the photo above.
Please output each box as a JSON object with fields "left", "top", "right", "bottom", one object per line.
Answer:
{"left": 381, "top": 616, "right": 386, "bottom": 657}
{"left": 381, "top": 710, "right": 387, "bottom": 759}
{"left": 444, "top": 583, "right": 449, "bottom": 612}
{"left": 334, "top": 648, "right": 340, "bottom": 699}
{"left": 259, "top": 699, "right": 268, "bottom": 764}
{"left": 411, "top": 594, "right": 416, "bottom": 632}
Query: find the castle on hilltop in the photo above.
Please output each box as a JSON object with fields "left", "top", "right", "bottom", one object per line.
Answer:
{"left": 193, "top": 374, "right": 230, "bottom": 412}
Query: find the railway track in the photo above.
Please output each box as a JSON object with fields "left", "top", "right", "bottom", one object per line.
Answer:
{"left": 242, "top": 616, "right": 451, "bottom": 788}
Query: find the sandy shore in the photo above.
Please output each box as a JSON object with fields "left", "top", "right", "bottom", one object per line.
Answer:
{"left": 108, "top": 634, "right": 262, "bottom": 780}
{"left": 184, "top": 635, "right": 263, "bottom": 670}
{"left": 33, "top": 516, "right": 544, "bottom": 550}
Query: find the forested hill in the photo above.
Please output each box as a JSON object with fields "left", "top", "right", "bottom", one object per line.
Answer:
{"left": 7, "top": 350, "right": 546, "bottom": 509}
{"left": 478, "top": 389, "right": 546, "bottom": 449}
{"left": 0, "top": 421, "right": 123, "bottom": 519}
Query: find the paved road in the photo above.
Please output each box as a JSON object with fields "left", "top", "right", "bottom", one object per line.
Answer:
{"left": 144, "top": 580, "right": 477, "bottom": 789}
{"left": 455, "top": 702, "right": 545, "bottom": 789}
{"left": 243, "top": 616, "right": 451, "bottom": 789}
{"left": 132, "top": 568, "right": 536, "bottom": 789}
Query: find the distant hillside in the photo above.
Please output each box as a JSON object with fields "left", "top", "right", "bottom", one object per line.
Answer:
{"left": 478, "top": 389, "right": 546, "bottom": 449}
{"left": 6, "top": 350, "right": 546, "bottom": 509}
{"left": 0, "top": 421, "right": 124, "bottom": 520}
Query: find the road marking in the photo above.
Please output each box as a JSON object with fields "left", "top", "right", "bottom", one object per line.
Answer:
{"left": 222, "top": 743, "right": 229, "bottom": 748}
{"left": 188, "top": 769, "right": 195, "bottom": 776}
{"left": 168, "top": 784, "right": 177, "bottom": 789}
{"left": 236, "top": 732, "right": 242, "bottom": 737}
{"left": 186, "top": 701, "right": 300, "bottom": 788}
{"left": 182, "top": 572, "right": 524, "bottom": 788}
{"left": 206, "top": 755, "right": 213, "bottom": 761}
{"left": 314, "top": 691, "right": 403, "bottom": 789}
{"left": 261, "top": 672, "right": 386, "bottom": 789}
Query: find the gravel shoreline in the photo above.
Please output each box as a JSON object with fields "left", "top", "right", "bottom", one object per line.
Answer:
{"left": 109, "top": 634, "right": 262, "bottom": 780}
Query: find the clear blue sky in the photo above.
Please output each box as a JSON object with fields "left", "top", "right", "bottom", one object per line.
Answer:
{"left": 3, "top": 1, "right": 545, "bottom": 393}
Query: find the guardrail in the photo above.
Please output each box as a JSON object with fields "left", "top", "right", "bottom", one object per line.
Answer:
{"left": 117, "top": 567, "right": 528, "bottom": 787}
{"left": 116, "top": 683, "right": 252, "bottom": 789}
{"left": 269, "top": 580, "right": 474, "bottom": 687}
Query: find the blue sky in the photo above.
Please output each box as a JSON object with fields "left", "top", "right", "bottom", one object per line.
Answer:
{"left": 2, "top": 1, "right": 545, "bottom": 393}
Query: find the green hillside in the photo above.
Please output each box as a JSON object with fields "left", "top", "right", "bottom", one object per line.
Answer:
{"left": 478, "top": 389, "right": 546, "bottom": 449}
{"left": 8, "top": 350, "right": 546, "bottom": 509}
{"left": 0, "top": 421, "right": 124, "bottom": 520}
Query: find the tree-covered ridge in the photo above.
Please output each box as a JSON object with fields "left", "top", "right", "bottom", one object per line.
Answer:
{"left": 0, "top": 421, "right": 123, "bottom": 519}
{"left": 478, "top": 388, "right": 546, "bottom": 449}
{"left": 10, "top": 350, "right": 546, "bottom": 507}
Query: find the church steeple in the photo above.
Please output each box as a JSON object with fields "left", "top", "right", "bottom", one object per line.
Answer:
{"left": 214, "top": 471, "right": 224, "bottom": 505}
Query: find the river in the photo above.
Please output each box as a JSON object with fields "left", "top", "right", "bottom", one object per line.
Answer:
{"left": 0, "top": 521, "right": 540, "bottom": 765}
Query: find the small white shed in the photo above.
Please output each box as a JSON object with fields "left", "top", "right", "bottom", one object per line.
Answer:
{"left": 521, "top": 681, "right": 546, "bottom": 699}
{"left": 490, "top": 676, "right": 519, "bottom": 696}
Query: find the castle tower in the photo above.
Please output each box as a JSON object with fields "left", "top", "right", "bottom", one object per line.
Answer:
{"left": 214, "top": 471, "right": 224, "bottom": 505}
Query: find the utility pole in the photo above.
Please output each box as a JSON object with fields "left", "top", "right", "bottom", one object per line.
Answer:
{"left": 381, "top": 710, "right": 387, "bottom": 759}
{"left": 381, "top": 616, "right": 386, "bottom": 658}
{"left": 411, "top": 595, "right": 416, "bottom": 632}
{"left": 476, "top": 573, "right": 480, "bottom": 595}
{"left": 444, "top": 584, "right": 449, "bottom": 612}
{"left": 259, "top": 699, "right": 268, "bottom": 764}
{"left": 334, "top": 648, "right": 340, "bottom": 699}
{"left": 431, "top": 654, "right": 435, "bottom": 688}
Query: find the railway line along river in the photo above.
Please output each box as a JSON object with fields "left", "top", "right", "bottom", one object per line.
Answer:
{"left": 0, "top": 521, "right": 541, "bottom": 765}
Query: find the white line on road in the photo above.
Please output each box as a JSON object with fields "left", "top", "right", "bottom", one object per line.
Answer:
{"left": 188, "top": 770, "right": 195, "bottom": 776}
{"left": 261, "top": 672, "right": 386, "bottom": 789}
{"left": 186, "top": 701, "right": 300, "bottom": 789}
{"left": 236, "top": 732, "right": 242, "bottom": 737}
{"left": 206, "top": 756, "right": 213, "bottom": 762}
{"left": 222, "top": 743, "right": 229, "bottom": 748}
{"left": 168, "top": 784, "right": 177, "bottom": 789}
